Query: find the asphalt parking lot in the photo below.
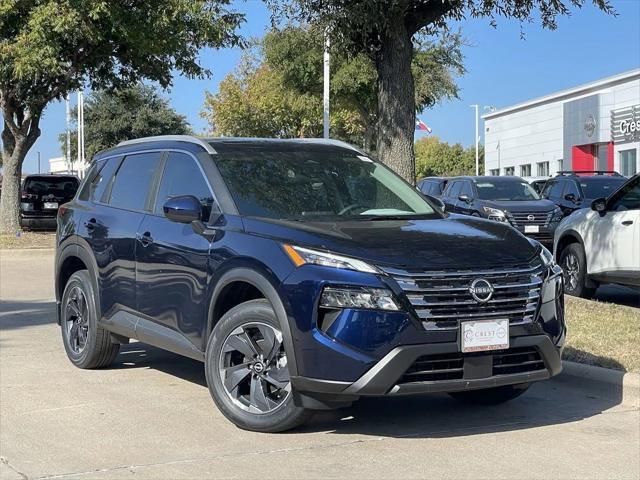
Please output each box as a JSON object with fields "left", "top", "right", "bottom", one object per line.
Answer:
{"left": 1, "top": 249, "right": 639, "bottom": 480}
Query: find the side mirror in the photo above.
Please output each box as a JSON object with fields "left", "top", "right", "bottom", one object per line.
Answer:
{"left": 564, "top": 193, "right": 577, "bottom": 203}
{"left": 590, "top": 197, "right": 607, "bottom": 213}
{"left": 423, "top": 193, "right": 445, "bottom": 211}
{"left": 163, "top": 195, "right": 202, "bottom": 224}
{"left": 458, "top": 194, "right": 471, "bottom": 203}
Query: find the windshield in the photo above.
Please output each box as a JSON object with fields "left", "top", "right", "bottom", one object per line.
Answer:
{"left": 476, "top": 180, "right": 540, "bottom": 201}
{"left": 215, "top": 150, "right": 435, "bottom": 220}
{"left": 23, "top": 176, "right": 79, "bottom": 195}
{"left": 580, "top": 178, "right": 626, "bottom": 199}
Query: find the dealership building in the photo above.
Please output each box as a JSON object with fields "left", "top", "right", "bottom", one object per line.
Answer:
{"left": 483, "top": 69, "right": 640, "bottom": 178}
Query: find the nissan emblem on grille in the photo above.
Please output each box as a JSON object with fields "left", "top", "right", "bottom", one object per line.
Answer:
{"left": 469, "top": 278, "right": 494, "bottom": 303}
{"left": 527, "top": 214, "right": 535, "bottom": 221}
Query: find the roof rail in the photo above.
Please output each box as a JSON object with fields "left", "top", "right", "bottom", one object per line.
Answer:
{"left": 118, "top": 135, "right": 217, "bottom": 154}
{"left": 557, "top": 170, "right": 622, "bottom": 177}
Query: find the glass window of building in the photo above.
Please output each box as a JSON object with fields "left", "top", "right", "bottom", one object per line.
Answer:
{"left": 520, "top": 164, "right": 531, "bottom": 177}
{"left": 537, "top": 161, "right": 549, "bottom": 176}
{"left": 620, "top": 149, "right": 637, "bottom": 177}
{"left": 504, "top": 166, "right": 515, "bottom": 176}
{"left": 557, "top": 159, "right": 563, "bottom": 174}
{"left": 489, "top": 169, "right": 499, "bottom": 176}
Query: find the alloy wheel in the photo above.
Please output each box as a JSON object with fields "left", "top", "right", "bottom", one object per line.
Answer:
{"left": 218, "top": 322, "right": 291, "bottom": 414}
{"left": 65, "top": 286, "right": 89, "bottom": 354}
{"left": 562, "top": 253, "right": 580, "bottom": 291}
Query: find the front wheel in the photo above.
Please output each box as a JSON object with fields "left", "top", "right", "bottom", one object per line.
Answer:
{"left": 559, "top": 243, "right": 596, "bottom": 298}
{"left": 205, "top": 299, "right": 313, "bottom": 432}
{"left": 448, "top": 383, "right": 530, "bottom": 405}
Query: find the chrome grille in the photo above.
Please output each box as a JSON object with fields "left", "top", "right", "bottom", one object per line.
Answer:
{"left": 387, "top": 263, "right": 544, "bottom": 331}
{"left": 506, "top": 211, "right": 553, "bottom": 228}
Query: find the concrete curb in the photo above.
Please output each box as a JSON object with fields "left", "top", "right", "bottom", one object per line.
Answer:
{"left": 561, "top": 360, "right": 639, "bottom": 408}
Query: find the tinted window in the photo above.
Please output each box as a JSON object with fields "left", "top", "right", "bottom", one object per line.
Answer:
{"left": 108, "top": 153, "right": 161, "bottom": 211}
{"left": 579, "top": 178, "right": 626, "bottom": 199}
{"left": 563, "top": 180, "right": 581, "bottom": 198}
{"left": 546, "top": 180, "right": 564, "bottom": 199}
{"left": 23, "top": 176, "right": 79, "bottom": 195}
{"left": 476, "top": 179, "right": 539, "bottom": 201}
{"left": 418, "top": 181, "right": 432, "bottom": 195}
{"left": 446, "top": 182, "right": 462, "bottom": 198}
{"left": 155, "top": 152, "right": 215, "bottom": 220}
{"left": 460, "top": 181, "right": 473, "bottom": 198}
{"left": 88, "top": 157, "right": 121, "bottom": 203}
{"left": 77, "top": 164, "right": 98, "bottom": 201}
{"left": 610, "top": 176, "right": 640, "bottom": 211}
{"left": 214, "top": 151, "right": 434, "bottom": 220}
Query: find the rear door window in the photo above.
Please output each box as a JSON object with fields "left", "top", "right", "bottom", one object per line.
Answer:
{"left": 154, "top": 152, "right": 215, "bottom": 221}
{"left": 84, "top": 157, "right": 121, "bottom": 203}
{"left": 107, "top": 152, "right": 162, "bottom": 211}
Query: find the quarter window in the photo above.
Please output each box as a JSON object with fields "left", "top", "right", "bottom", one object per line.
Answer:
{"left": 108, "top": 152, "right": 161, "bottom": 211}
{"left": 155, "top": 152, "right": 215, "bottom": 221}
{"left": 88, "top": 157, "right": 122, "bottom": 203}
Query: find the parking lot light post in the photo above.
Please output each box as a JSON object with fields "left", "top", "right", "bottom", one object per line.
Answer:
{"left": 323, "top": 27, "right": 330, "bottom": 139}
{"left": 470, "top": 104, "right": 479, "bottom": 175}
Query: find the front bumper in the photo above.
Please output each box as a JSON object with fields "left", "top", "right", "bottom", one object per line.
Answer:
{"left": 291, "top": 334, "right": 562, "bottom": 407}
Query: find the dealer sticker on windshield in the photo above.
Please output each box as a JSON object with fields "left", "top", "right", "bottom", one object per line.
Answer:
{"left": 461, "top": 319, "right": 509, "bottom": 353}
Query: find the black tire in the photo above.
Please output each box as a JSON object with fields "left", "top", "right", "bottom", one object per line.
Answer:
{"left": 60, "top": 270, "right": 120, "bottom": 369}
{"left": 205, "top": 299, "right": 313, "bottom": 433}
{"left": 448, "top": 383, "right": 530, "bottom": 405}
{"left": 559, "top": 242, "right": 596, "bottom": 298}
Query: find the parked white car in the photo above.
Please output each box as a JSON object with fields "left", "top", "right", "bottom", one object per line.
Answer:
{"left": 554, "top": 173, "right": 640, "bottom": 297}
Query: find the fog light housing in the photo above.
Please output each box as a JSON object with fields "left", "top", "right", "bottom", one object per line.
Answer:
{"left": 320, "top": 287, "right": 400, "bottom": 311}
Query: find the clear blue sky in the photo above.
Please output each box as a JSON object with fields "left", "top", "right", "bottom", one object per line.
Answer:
{"left": 22, "top": 0, "right": 640, "bottom": 174}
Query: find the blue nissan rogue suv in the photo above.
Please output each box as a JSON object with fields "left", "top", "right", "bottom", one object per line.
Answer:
{"left": 55, "top": 135, "right": 565, "bottom": 432}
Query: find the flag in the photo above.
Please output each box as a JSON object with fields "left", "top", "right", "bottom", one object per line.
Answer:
{"left": 415, "top": 119, "right": 432, "bottom": 133}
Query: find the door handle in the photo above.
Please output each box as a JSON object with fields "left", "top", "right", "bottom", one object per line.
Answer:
{"left": 84, "top": 218, "right": 97, "bottom": 232}
{"left": 621, "top": 220, "right": 633, "bottom": 226}
{"left": 137, "top": 232, "right": 154, "bottom": 247}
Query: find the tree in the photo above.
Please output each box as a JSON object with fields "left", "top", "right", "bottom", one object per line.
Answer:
{"left": 268, "top": 0, "right": 614, "bottom": 182}
{"left": 203, "top": 24, "right": 463, "bottom": 150}
{"left": 0, "top": 1, "right": 243, "bottom": 233}
{"left": 415, "top": 135, "right": 483, "bottom": 178}
{"left": 59, "top": 85, "right": 190, "bottom": 163}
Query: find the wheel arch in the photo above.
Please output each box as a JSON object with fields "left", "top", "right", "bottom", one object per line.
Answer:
{"left": 555, "top": 229, "right": 584, "bottom": 263}
{"left": 207, "top": 267, "right": 299, "bottom": 376}
{"left": 56, "top": 237, "right": 100, "bottom": 325}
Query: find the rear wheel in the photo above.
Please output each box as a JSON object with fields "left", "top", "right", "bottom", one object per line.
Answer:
{"left": 448, "top": 383, "right": 530, "bottom": 405}
{"left": 559, "top": 243, "right": 596, "bottom": 298}
{"left": 61, "top": 270, "right": 120, "bottom": 368}
{"left": 205, "top": 299, "right": 312, "bottom": 432}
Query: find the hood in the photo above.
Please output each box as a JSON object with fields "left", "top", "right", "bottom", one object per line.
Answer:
{"left": 483, "top": 199, "right": 557, "bottom": 212}
{"left": 242, "top": 214, "right": 539, "bottom": 269}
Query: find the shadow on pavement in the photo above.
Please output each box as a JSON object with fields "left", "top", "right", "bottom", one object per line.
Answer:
{"left": 591, "top": 285, "right": 640, "bottom": 308}
{"left": 0, "top": 300, "right": 57, "bottom": 329}
{"left": 111, "top": 342, "right": 625, "bottom": 439}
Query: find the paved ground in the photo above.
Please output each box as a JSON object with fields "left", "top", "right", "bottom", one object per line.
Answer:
{"left": 1, "top": 249, "right": 639, "bottom": 480}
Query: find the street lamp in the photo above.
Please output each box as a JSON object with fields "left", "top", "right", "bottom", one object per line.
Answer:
{"left": 323, "top": 27, "right": 330, "bottom": 139}
{"left": 469, "top": 105, "right": 480, "bottom": 175}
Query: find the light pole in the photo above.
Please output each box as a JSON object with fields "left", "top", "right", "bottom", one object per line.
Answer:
{"left": 469, "top": 105, "right": 479, "bottom": 175}
{"left": 323, "top": 28, "right": 330, "bottom": 139}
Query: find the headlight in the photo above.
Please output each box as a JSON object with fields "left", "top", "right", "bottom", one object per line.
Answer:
{"left": 482, "top": 206, "right": 508, "bottom": 222}
{"left": 551, "top": 207, "right": 563, "bottom": 221}
{"left": 283, "top": 244, "right": 380, "bottom": 273}
{"left": 320, "top": 287, "right": 400, "bottom": 310}
{"left": 539, "top": 244, "right": 555, "bottom": 267}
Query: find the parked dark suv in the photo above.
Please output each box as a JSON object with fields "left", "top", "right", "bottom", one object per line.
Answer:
{"left": 55, "top": 136, "right": 565, "bottom": 432}
{"left": 541, "top": 171, "right": 627, "bottom": 217}
{"left": 21, "top": 174, "right": 79, "bottom": 230}
{"left": 441, "top": 176, "right": 563, "bottom": 246}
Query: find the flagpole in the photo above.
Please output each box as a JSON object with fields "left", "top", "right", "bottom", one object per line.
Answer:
{"left": 323, "top": 27, "right": 330, "bottom": 139}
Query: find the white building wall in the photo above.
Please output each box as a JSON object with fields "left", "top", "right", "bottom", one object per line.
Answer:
{"left": 483, "top": 70, "right": 640, "bottom": 177}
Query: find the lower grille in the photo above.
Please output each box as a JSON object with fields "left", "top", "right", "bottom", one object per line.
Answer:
{"left": 493, "top": 347, "right": 544, "bottom": 375}
{"left": 398, "top": 347, "right": 545, "bottom": 385}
